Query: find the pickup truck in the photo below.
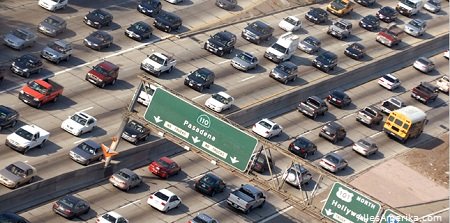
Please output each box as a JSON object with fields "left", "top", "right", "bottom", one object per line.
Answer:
{"left": 18, "top": 78, "right": 64, "bottom": 108}
{"left": 380, "top": 97, "right": 405, "bottom": 114}
{"left": 411, "top": 82, "right": 438, "bottom": 104}
{"left": 227, "top": 184, "right": 266, "bottom": 214}
{"left": 356, "top": 106, "right": 383, "bottom": 126}
{"left": 6, "top": 124, "right": 49, "bottom": 154}
{"left": 298, "top": 96, "right": 328, "bottom": 119}
{"left": 140, "top": 52, "right": 176, "bottom": 77}
{"left": 376, "top": 23, "right": 404, "bottom": 47}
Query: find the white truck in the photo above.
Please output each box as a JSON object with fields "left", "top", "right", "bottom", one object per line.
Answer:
{"left": 396, "top": 0, "right": 424, "bottom": 17}
{"left": 264, "top": 32, "right": 299, "bottom": 63}
{"left": 6, "top": 125, "right": 50, "bottom": 154}
{"left": 137, "top": 83, "right": 158, "bottom": 106}
{"left": 227, "top": 184, "right": 266, "bottom": 214}
{"left": 140, "top": 52, "right": 177, "bottom": 77}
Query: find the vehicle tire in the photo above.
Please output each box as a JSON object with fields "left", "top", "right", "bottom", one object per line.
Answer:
{"left": 283, "top": 79, "right": 289, "bottom": 85}
{"left": 292, "top": 76, "right": 297, "bottom": 82}
{"left": 100, "top": 82, "right": 106, "bottom": 88}
{"left": 112, "top": 79, "right": 116, "bottom": 85}
{"left": 24, "top": 72, "right": 31, "bottom": 78}
{"left": 36, "top": 102, "right": 42, "bottom": 109}
{"left": 259, "top": 200, "right": 265, "bottom": 208}
{"left": 126, "top": 186, "right": 130, "bottom": 192}
{"left": 76, "top": 130, "right": 82, "bottom": 137}
{"left": 332, "top": 138, "right": 338, "bottom": 144}
{"left": 53, "top": 95, "right": 59, "bottom": 103}
{"left": 218, "top": 50, "right": 224, "bottom": 57}
{"left": 198, "top": 86, "right": 203, "bottom": 92}
{"left": 11, "top": 120, "right": 17, "bottom": 128}
{"left": 39, "top": 139, "right": 47, "bottom": 148}
{"left": 85, "top": 159, "right": 90, "bottom": 165}
{"left": 244, "top": 208, "right": 250, "bottom": 215}
{"left": 168, "top": 66, "right": 173, "bottom": 73}
{"left": 210, "top": 190, "right": 216, "bottom": 197}
{"left": 167, "top": 27, "right": 172, "bottom": 33}
{"left": 0, "top": 126, "right": 2, "bottom": 131}
{"left": 312, "top": 113, "right": 317, "bottom": 120}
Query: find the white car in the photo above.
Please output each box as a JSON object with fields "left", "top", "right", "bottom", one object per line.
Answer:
{"left": 165, "top": 0, "right": 183, "bottom": 4}
{"left": 444, "top": 50, "right": 449, "bottom": 59}
{"left": 137, "top": 83, "right": 157, "bottom": 106}
{"left": 252, "top": 118, "right": 283, "bottom": 139}
{"left": 96, "top": 211, "right": 129, "bottom": 223}
{"left": 61, "top": 111, "right": 97, "bottom": 136}
{"left": 38, "top": 0, "right": 68, "bottom": 11}
{"left": 283, "top": 164, "right": 312, "bottom": 188}
{"left": 436, "top": 76, "right": 449, "bottom": 93}
{"left": 147, "top": 189, "right": 181, "bottom": 213}
{"left": 205, "top": 92, "right": 234, "bottom": 113}
{"left": 413, "top": 57, "right": 435, "bottom": 73}
{"left": 278, "top": 16, "right": 302, "bottom": 32}
{"left": 378, "top": 73, "right": 401, "bottom": 90}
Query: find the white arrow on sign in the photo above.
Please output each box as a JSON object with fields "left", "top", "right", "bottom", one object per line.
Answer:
{"left": 154, "top": 116, "right": 163, "bottom": 123}
{"left": 325, "top": 209, "right": 334, "bottom": 216}
{"left": 230, "top": 157, "right": 239, "bottom": 164}
{"left": 192, "top": 136, "right": 200, "bottom": 143}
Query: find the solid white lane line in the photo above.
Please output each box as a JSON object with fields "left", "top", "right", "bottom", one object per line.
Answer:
{"left": 192, "top": 94, "right": 206, "bottom": 100}
{"left": 218, "top": 60, "right": 231, "bottom": 64}
{"left": 259, "top": 206, "right": 294, "bottom": 223}
{"left": 239, "top": 75, "right": 255, "bottom": 82}
{"left": 119, "top": 200, "right": 141, "bottom": 209}
{"left": 73, "top": 139, "right": 88, "bottom": 144}
{"left": 80, "top": 107, "right": 94, "bottom": 112}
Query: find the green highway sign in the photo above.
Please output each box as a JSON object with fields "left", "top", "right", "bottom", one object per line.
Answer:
{"left": 380, "top": 209, "right": 413, "bottom": 223}
{"left": 144, "top": 88, "right": 258, "bottom": 172}
{"left": 321, "top": 182, "right": 382, "bottom": 223}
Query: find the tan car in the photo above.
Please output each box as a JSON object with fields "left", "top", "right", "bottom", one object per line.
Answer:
{"left": 0, "top": 161, "right": 36, "bottom": 189}
{"left": 109, "top": 168, "right": 142, "bottom": 191}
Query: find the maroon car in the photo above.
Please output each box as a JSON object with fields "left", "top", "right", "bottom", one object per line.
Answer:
{"left": 85, "top": 61, "right": 119, "bottom": 88}
{"left": 148, "top": 157, "right": 181, "bottom": 179}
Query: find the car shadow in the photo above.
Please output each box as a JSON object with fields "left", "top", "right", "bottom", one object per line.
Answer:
{"left": 358, "top": 54, "right": 374, "bottom": 62}
{"left": 125, "top": 182, "right": 151, "bottom": 194}
{"left": 289, "top": 55, "right": 311, "bottom": 67}
{"left": 174, "top": 25, "right": 191, "bottom": 35}
{"left": 202, "top": 84, "right": 227, "bottom": 95}
{"left": 37, "top": 95, "right": 77, "bottom": 111}
{"left": 414, "top": 11, "right": 434, "bottom": 21}
{"left": 366, "top": 151, "right": 385, "bottom": 160}
{"left": 300, "top": 111, "right": 337, "bottom": 124}
{"left": 176, "top": 0, "right": 194, "bottom": 6}
{"left": 163, "top": 203, "right": 189, "bottom": 215}
{"left": 417, "top": 32, "right": 435, "bottom": 40}
{"left": 102, "top": 22, "right": 122, "bottom": 32}
{"left": 25, "top": 140, "right": 62, "bottom": 157}
{"left": 78, "top": 209, "right": 98, "bottom": 222}
{"left": 107, "top": 79, "right": 135, "bottom": 90}
{"left": 79, "top": 127, "right": 108, "bottom": 139}
{"left": 391, "top": 85, "right": 406, "bottom": 93}
{"left": 339, "top": 103, "right": 358, "bottom": 111}
{"left": 99, "top": 43, "right": 122, "bottom": 53}
{"left": 334, "top": 165, "right": 355, "bottom": 176}
{"left": 53, "top": 6, "right": 79, "bottom": 14}
{"left": 226, "top": 5, "right": 243, "bottom": 12}
{"left": 346, "top": 11, "right": 364, "bottom": 21}
{"left": 57, "top": 28, "right": 77, "bottom": 39}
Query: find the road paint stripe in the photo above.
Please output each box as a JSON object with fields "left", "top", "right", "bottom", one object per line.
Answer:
{"left": 239, "top": 75, "right": 255, "bottom": 82}
{"left": 420, "top": 207, "right": 450, "bottom": 220}
{"left": 320, "top": 199, "right": 327, "bottom": 203}
{"left": 218, "top": 60, "right": 231, "bottom": 64}
{"left": 259, "top": 206, "right": 294, "bottom": 223}
{"left": 24, "top": 160, "right": 28, "bottom": 163}
{"left": 119, "top": 200, "right": 140, "bottom": 209}
{"left": 73, "top": 138, "right": 89, "bottom": 144}
{"left": 0, "top": 36, "right": 172, "bottom": 94}
{"left": 80, "top": 107, "right": 94, "bottom": 112}
{"left": 192, "top": 94, "right": 206, "bottom": 100}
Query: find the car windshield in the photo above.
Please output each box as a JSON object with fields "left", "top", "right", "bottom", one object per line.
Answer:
{"left": 200, "top": 175, "right": 217, "bottom": 185}
{"left": 6, "top": 164, "right": 26, "bottom": 177}
{"left": 335, "top": 22, "right": 348, "bottom": 29}
{"left": 417, "top": 58, "right": 429, "bottom": 64}
{"left": 78, "top": 142, "right": 97, "bottom": 155}
{"left": 14, "top": 128, "right": 33, "bottom": 140}
{"left": 212, "top": 93, "right": 231, "bottom": 104}
{"left": 44, "top": 17, "right": 60, "bottom": 26}
{"left": 271, "top": 43, "right": 288, "bottom": 54}
{"left": 143, "top": 0, "right": 159, "bottom": 6}
{"left": 258, "top": 120, "right": 273, "bottom": 129}
{"left": 294, "top": 138, "right": 309, "bottom": 148}
{"left": 276, "top": 63, "right": 293, "bottom": 73}
{"left": 161, "top": 13, "right": 176, "bottom": 23}
{"left": 93, "top": 11, "right": 106, "bottom": 19}
{"left": 116, "top": 170, "right": 131, "bottom": 180}
{"left": 59, "top": 197, "right": 76, "bottom": 208}
{"left": 381, "top": 6, "right": 395, "bottom": 14}
{"left": 304, "top": 36, "right": 319, "bottom": 46}
{"left": 193, "top": 70, "right": 209, "bottom": 81}
{"left": 350, "top": 43, "right": 364, "bottom": 51}
{"left": 284, "top": 17, "right": 298, "bottom": 25}
{"left": 401, "top": 0, "right": 417, "bottom": 7}
{"left": 156, "top": 159, "right": 170, "bottom": 168}
{"left": 27, "top": 81, "right": 48, "bottom": 95}
{"left": 101, "top": 214, "right": 117, "bottom": 223}
{"left": 12, "top": 29, "right": 27, "bottom": 40}
{"left": 17, "top": 55, "right": 35, "bottom": 64}
{"left": 92, "top": 32, "right": 107, "bottom": 41}
{"left": 212, "top": 33, "right": 229, "bottom": 44}
{"left": 70, "top": 114, "right": 88, "bottom": 125}
{"left": 128, "top": 121, "right": 145, "bottom": 133}
{"left": 132, "top": 23, "right": 147, "bottom": 32}
{"left": 192, "top": 216, "right": 209, "bottom": 223}
{"left": 154, "top": 191, "right": 169, "bottom": 201}
{"left": 237, "top": 53, "right": 253, "bottom": 62}
{"left": 383, "top": 75, "right": 397, "bottom": 83}
{"left": 331, "top": 90, "right": 346, "bottom": 99}
{"left": 325, "top": 154, "right": 340, "bottom": 164}
{"left": 93, "top": 65, "right": 110, "bottom": 76}
{"left": 48, "top": 42, "right": 67, "bottom": 53}
{"left": 331, "top": 1, "right": 345, "bottom": 10}
{"left": 318, "top": 54, "right": 335, "bottom": 64}
{"left": 149, "top": 54, "right": 165, "bottom": 64}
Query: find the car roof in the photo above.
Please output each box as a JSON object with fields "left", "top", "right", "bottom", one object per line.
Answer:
{"left": 285, "top": 15, "right": 300, "bottom": 21}
{"left": 203, "top": 172, "right": 221, "bottom": 181}
{"left": 117, "top": 168, "right": 136, "bottom": 176}
{"left": 259, "top": 118, "right": 276, "bottom": 126}
{"left": 61, "top": 194, "right": 83, "bottom": 203}
{"left": 159, "top": 156, "right": 175, "bottom": 164}
{"left": 251, "top": 20, "right": 271, "bottom": 29}
{"left": 75, "top": 111, "right": 95, "bottom": 120}
{"left": 0, "top": 105, "right": 17, "bottom": 115}
{"left": 47, "top": 15, "right": 65, "bottom": 23}
{"left": 216, "top": 91, "right": 232, "bottom": 99}
{"left": 195, "top": 213, "right": 214, "bottom": 221}
{"left": 96, "top": 60, "right": 118, "bottom": 70}
{"left": 103, "top": 211, "right": 123, "bottom": 218}
{"left": 80, "top": 139, "right": 101, "bottom": 148}
{"left": 384, "top": 73, "right": 398, "bottom": 80}
{"left": 53, "top": 39, "right": 71, "bottom": 46}
{"left": 308, "top": 95, "right": 323, "bottom": 102}
{"left": 325, "top": 121, "right": 344, "bottom": 129}
{"left": 10, "top": 161, "right": 35, "bottom": 171}
{"left": 321, "top": 51, "right": 337, "bottom": 58}
{"left": 158, "top": 188, "right": 176, "bottom": 197}
{"left": 325, "top": 152, "right": 344, "bottom": 160}
{"left": 241, "top": 184, "right": 261, "bottom": 193}
{"left": 216, "top": 30, "right": 236, "bottom": 38}
{"left": 278, "top": 61, "right": 297, "bottom": 69}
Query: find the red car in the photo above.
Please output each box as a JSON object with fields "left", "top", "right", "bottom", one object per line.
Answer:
{"left": 85, "top": 61, "right": 119, "bottom": 88}
{"left": 148, "top": 157, "right": 181, "bottom": 179}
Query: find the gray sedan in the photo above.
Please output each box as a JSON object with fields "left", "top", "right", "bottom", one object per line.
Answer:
{"left": 231, "top": 52, "right": 258, "bottom": 72}
{"left": 109, "top": 168, "right": 142, "bottom": 191}
{"left": 69, "top": 140, "right": 103, "bottom": 165}
{"left": 298, "top": 36, "right": 321, "bottom": 54}
{"left": 3, "top": 28, "right": 37, "bottom": 50}
{"left": 0, "top": 161, "right": 37, "bottom": 189}
{"left": 352, "top": 138, "right": 378, "bottom": 157}
{"left": 38, "top": 15, "right": 67, "bottom": 37}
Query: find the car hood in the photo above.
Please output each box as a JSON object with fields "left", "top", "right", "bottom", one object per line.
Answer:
{"left": 4, "top": 34, "right": 25, "bottom": 45}
{"left": 39, "top": 22, "right": 58, "bottom": 31}
{"left": 207, "top": 38, "right": 226, "bottom": 48}
{"left": 7, "top": 132, "right": 31, "bottom": 145}
{"left": 187, "top": 75, "right": 206, "bottom": 84}
{"left": 244, "top": 27, "right": 263, "bottom": 36}
{"left": 12, "top": 59, "right": 29, "bottom": 69}
{"left": 71, "top": 146, "right": 94, "bottom": 160}
{"left": 123, "top": 126, "right": 142, "bottom": 136}
{"left": 42, "top": 46, "right": 63, "bottom": 56}
{"left": 21, "top": 85, "right": 45, "bottom": 100}
{"left": 405, "top": 24, "right": 420, "bottom": 31}
{"left": 271, "top": 67, "right": 289, "bottom": 77}
{"left": 143, "top": 57, "right": 163, "bottom": 68}
{"left": 0, "top": 169, "right": 21, "bottom": 182}
{"left": 86, "top": 14, "right": 102, "bottom": 23}
{"left": 85, "top": 35, "right": 103, "bottom": 45}
{"left": 62, "top": 118, "right": 84, "bottom": 130}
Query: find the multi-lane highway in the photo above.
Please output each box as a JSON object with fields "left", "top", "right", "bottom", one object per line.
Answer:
{"left": 0, "top": 0, "right": 448, "bottom": 222}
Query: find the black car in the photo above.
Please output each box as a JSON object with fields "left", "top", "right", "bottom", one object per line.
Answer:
{"left": 344, "top": 42, "right": 366, "bottom": 60}
{"left": 184, "top": 68, "right": 215, "bottom": 92}
{"left": 327, "top": 89, "right": 352, "bottom": 108}
{"left": 359, "top": 15, "right": 380, "bottom": 31}
{"left": 288, "top": 137, "right": 317, "bottom": 159}
{"left": 10, "top": 54, "right": 43, "bottom": 78}
{"left": 0, "top": 212, "right": 30, "bottom": 223}
{"left": 121, "top": 120, "right": 151, "bottom": 145}
{"left": 269, "top": 61, "right": 298, "bottom": 85}
{"left": 305, "top": 8, "right": 328, "bottom": 24}
{"left": 83, "top": 9, "right": 113, "bottom": 29}
{"left": 83, "top": 31, "right": 113, "bottom": 50}
{"left": 52, "top": 194, "right": 90, "bottom": 219}
{"left": 319, "top": 122, "right": 346, "bottom": 144}
{"left": 194, "top": 173, "right": 226, "bottom": 196}
{"left": 312, "top": 51, "right": 338, "bottom": 73}
{"left": 125, "top": 21, "right": 152, "bottom": 41}
{"left": 354, "top": 0, "right": 376, "bottom": 7}
{"left": 153, "top": 11, "right": 182, "bottom": 33}
{"left": 216, "top": 0, "right": 237, "bottom": 10}
{"left": 137, "top": 0, "right": 162, "bottom": 17}
{"left": 250, "top": 152, "right": 273, "bottom": 173}
{"left": 0, "top": 105, "right": 19, "bottom": 131}
{"left": 204, "top": 30, "right": 237, "bottom": 56}
{"left": 376, "top": 6, "right": 397, "bottom": 23}
{"left": 241, "top": 21, "right": 274, "bottom": 45}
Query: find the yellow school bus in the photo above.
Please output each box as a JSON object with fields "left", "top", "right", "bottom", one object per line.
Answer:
{"left": 383, "top": 106, "right": 427, "bottom": 143}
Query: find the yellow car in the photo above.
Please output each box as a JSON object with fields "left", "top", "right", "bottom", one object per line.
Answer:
{"left": 327, "top": 0, "right": 353, "bottom": 17}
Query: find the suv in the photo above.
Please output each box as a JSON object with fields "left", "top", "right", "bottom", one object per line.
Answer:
{"left": 41, "top": 39, "right": 72, "bottom": 64}
{"left": 204, "top": 31, "right": 237, "bottom": 56}
{"left": 10, "top": 54, "right": 43, "bottom": 78}
{"left": 85, "top": 61, "right": 119, "bottom": 88}
{"left": 184, "top": 68, "right": 215, "bottom": 92}
{"left": 319, "top": 122, "right": 346, "bottom": 144}
{"left": 241, "top": 21, "right": 274, "bottom": 45}
{"left": 84, "top": 9, "right": 113, "bottom": 29}
{"left": 312, "top": 51, "right": 338, "bottom": 73}
{"left": 327, "top": 19, "right": 352, "bottom": 40}
{"left": 0, "top": 105, "right": 19, "bottom": 131}
{"left": 269, "top": 61, "right": 298, "bottom": 84}
{"left": 137, "top": 0, "right": 162, "bottom": 17}
{"left": 153, "top": 11, "right": 182, "bottom": 33}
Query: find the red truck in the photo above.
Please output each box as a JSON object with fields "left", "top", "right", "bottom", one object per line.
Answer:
{"left": 376, "top": 23, "right": 404, "bottom": 47}
{"left": 19, "top": 78, "right": 64, "bottom": 108}
{"left": 411, "top": 82, "right": 438, "bottom": 104}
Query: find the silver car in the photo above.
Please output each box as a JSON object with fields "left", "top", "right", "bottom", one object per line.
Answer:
{"left": 231, "top": 52, "right": 258, "bottom": 72}
{"left": 424, "top": 0, "right": 441, "bottom": 13}
{"left": 413, "top": 57, "right": 435, "bottom": 73}
{"left": 3, "top": 28, "right": 37, "bottom": 50}
{"left": 69, "top": 140, "right": 103, "bottom": 165}
{"left": 0, "top": 161, "right": 37, "bottom": 189}
{"left": 283, "top": 164, "right": 312, "bottom": 188}
{"left": 298, "top": 36, "right": 321, "bottom": 54}
{"left": 38, "top": 15, "right": 67, "bottom": 37}
{"left": 109, "top": 168, "right": 142, "bottom": 191}
{"left": 404, "top": 19, "right": 427, "bottom": 37}
{"left": 190, "top": 213, "right": 219, "bottom": 223}
{"left": 352, "top": 138, "right": 378, "bottom": 157}
{"left": 319, "top": 153, "right": 348, "bottom": 173}
{"left": 41, "top": 39, "right": 73, "bottom": 64}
